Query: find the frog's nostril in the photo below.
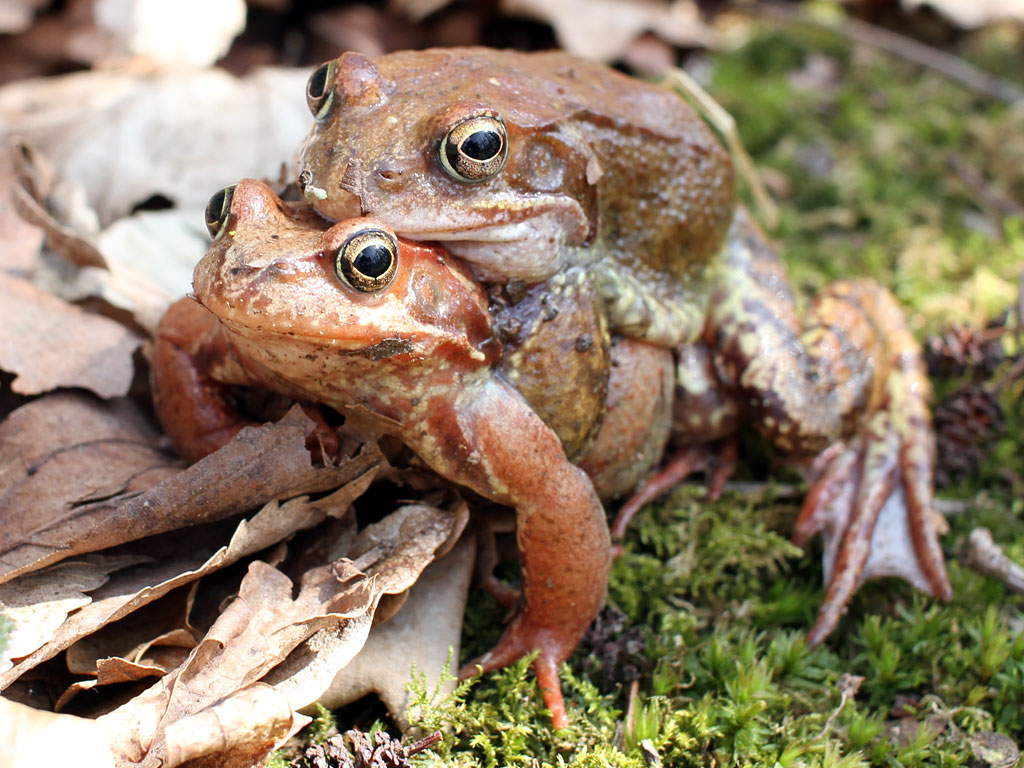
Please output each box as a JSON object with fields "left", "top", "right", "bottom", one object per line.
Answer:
{"left": 376, "top": 167, "right": 407, "bottom": 190}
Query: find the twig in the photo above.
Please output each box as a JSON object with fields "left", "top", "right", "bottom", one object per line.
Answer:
{"left": 961, "top": 527, "right": 1024, "bottom": 595}
{"left": 816, "top": 673, "right": 864, "bottom": 740}
{"left": 663, "top": 67, "right": 780, "bottom": 231}
{"left": 947, "top": 153, "right": 1024, "bottom": 219}
{"left": 756, "top": 4, "right": 1024, "bottom": 105}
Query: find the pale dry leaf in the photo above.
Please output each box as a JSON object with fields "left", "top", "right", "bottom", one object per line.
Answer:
{"left": 99, "top": 558, "right": 379, "bottom": 768}
{"left": 267, "top": 503, "right": 466, "bottom": 713}
{"left": 319, "top": 532, "right": 475, "bottom": 729}
{"left": 64, "top": 591, "right": 196, "bottom": 676}
{"left": 163, "top": 684, "right": 296, "bottom": 768}
{"left": 0, "top": 492, "right": 359, "bottom": 688}
{"left": 0, "top": 404, "right": 382, "bottom": 584}
{"left": 0, "top": 141, "right": 44, "bottom": 276}
{"left": 93, "top": 0, "right": 246, "bottom": 68}
{"left": 0, "top": 0, "right": 48, "bottom": 34}
{"left": 0, "top": 67, "right": 310, "bottom": 226}
{"left": 0, "top": 697, "right": 115, "bottom": 768}
{"left": 0, "top": 554, "right": 147, "bottom": 676}
{"left": 500, "top": 0, "right": 712, "bottom": 62}
{"left": 0, "top": 276, "right": 141, "bottom": 397}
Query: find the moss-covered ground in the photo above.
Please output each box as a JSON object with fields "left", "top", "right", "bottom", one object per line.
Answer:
{"left": 280, "top": 10, "right": 1024, "bottom": 768}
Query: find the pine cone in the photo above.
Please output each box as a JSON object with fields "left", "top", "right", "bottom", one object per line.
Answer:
{"left": 925, "top": 324, "right": 1006, "bottom": 380}
{"left": 580, "top": 605, "right": 649, "bottom": 692}
{"left": 933, "top": 384, "right": 1005, "bottom": 486}
{"left": 294, "top": 730, "right": 441, "bottom": 768}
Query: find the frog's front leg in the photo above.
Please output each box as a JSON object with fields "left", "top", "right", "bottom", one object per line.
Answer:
{"left": 703, "top": 209, "right": 951, "bottom": 642}
{"left": 411, "top": 376, "right": 610, "bottom": 729}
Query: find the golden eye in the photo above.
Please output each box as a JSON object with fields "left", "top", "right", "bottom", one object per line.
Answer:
{"left": 205, "top": 185, "right": 235, "bottom": 239}
{"left": 439, "top": 113, "right": 508, "bottom": 182}
{"left": 306, "top": 61, "right": 337, "bottom": 119}
{"left": 335, "top": 228, "right": 398, "bottom": 292}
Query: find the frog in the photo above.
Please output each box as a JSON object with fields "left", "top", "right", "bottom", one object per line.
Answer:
{"left": 152, "top": 178, "right": 676, "bottom": 729}
{"left": 294, "top": 46, "right": 950, "bottom": 643}
{"left": 153, "top": 176, "right": 951, "bottom": 727}
{"left": 296, "top": 47, "right": 735, "bottom": 349}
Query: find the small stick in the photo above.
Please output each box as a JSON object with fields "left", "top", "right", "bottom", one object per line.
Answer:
{"left": 962, "top": 527, "right": 1024, "bottom": 595}
{"left": 757, "top": 3, "right": 1024, "bottom": 104}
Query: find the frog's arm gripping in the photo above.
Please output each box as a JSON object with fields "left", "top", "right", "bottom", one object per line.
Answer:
{"left": 152, "top": 298, "right": 337, "bottom": 462}
{"left": 424, "top": 377, "right": 610, "bottom": 730}
{"left": 693, "top": 209, "right": 950, "bottom": 641}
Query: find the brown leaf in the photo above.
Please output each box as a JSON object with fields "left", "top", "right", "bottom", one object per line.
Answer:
{"left": 0, "top": 403, "right": 382, "bottom": 584}
{"left": 0, "top": 277, "right": 140, "bottom": 397}
{"left": 0, "top": 67, "right": 310, "bottom": 226}
{"left": 266, "top": 503, "right": 467, "bottom": 714}
{"left": 0, "top": 697, "right": 115, "bottom": 768}
{"left": 98, "top": 558, "right": 380, "bottom": 768}
{"left": 0, "top": 491, "right": 362, "bottom": 688}
{"left": 319, "top": 532, "right": 475, "bottom": 729}
{"left": 0, "top": 554, "right": 148, "bottom": 676}
{"left": 500, "top": 0, "right": 712, "bottom": 62}
{"left": 0, "top": 141, "right": 45, "bottom": 277}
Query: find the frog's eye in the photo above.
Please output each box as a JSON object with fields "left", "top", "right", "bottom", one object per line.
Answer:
{"left": 205, "top": 185, "right": 235, "bottom": 239}
{"left": 306, "top": 61, "right": 337, "bottom": 120}
{"left": 335, "top": 228, "right": 399, "bottom": 292}
{"left": 439, "top": 113, "right": 508, "bottom": 183}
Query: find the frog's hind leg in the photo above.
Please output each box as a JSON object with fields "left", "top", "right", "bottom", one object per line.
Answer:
{"left": 791, "top": 298, "right": 951, "bottom": 644}
{"left": 707, "top": 209, "right": 951, "bottom": 643}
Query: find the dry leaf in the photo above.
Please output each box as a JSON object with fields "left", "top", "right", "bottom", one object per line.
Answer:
{"left": 0, "top": 141, "right": 44, "bottom": 276}
{"left": 0, "top": 277, "right": 141, "bottom": 397}
{"left": 0, "top": 697, "right": 115, "bottom": 768}
{"left": 0, "top": 489, "right": 368, "bottom": 688}
{"left": 98, "top": 558, "right": 380, "bottom": 767}
{"left": 500, "top": 0, "right": 712, "bottom": 62}
{"left": 266, "top": 503, "right": 468, "bottom": 715}
{"left": 319, "top": 532, "right": 475, "bottom": 729}
{"left": 0, "top": 403, "right": 382, "bottom": 584}
{"left": 0, "top": 67, "right": 310, "bottom": 227}
{"left": 0, "top": 554, "right": 147, "bottom": 676}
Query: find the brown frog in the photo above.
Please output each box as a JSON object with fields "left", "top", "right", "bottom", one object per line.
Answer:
{"left": 152, "top": 179, "right": 674, "bottom": 729}
{"left": 295, "top": 46, "right": 950, "bottom": 645}
{"left": 153, "top": 173, "right": 950, "bottom": 728}
{"left": 297, "top": 47, "right": 735, "bottom": 348}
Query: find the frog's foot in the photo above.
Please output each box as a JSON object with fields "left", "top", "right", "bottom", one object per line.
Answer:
{"left": 458, "top": 614, "right": 582, "bottom": 730}
{"left": 793, "top": 409, "right": 952, "bottom": 645}
{"left": 611, "top": 438, "right": 738, "bottom": 540}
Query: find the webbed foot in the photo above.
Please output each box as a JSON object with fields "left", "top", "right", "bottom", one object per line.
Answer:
{"left": 610, "top": 438, "right": 738, "bottom": 541}
{"left": 794, "top": 404, "right": 952, "bottom": 645}
{"left": 459, "top": 614, "right": 582, "bottom": 729}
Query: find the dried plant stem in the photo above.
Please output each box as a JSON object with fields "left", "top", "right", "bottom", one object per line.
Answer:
{"left": 962, "top": 527, "right": 1024, "bottom": 595}
{"left": 757, "top": 3, "right": 1024, "bottom": 104}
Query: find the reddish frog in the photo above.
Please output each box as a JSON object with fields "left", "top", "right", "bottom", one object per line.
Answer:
{"left": 152, "top": 179, "right": 675, "bottom": 728}
{"left": 152, "top": 176, "right": 950, "bottom": 727}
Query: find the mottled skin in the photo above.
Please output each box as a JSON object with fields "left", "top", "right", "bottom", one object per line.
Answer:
{"left": 297, "top": 47, "right": 734, "bottom": 347}
{"left": 153, "top": 179, "right": 670, "bottom": 728}
{"left": 154, "top": 178, "right": 951, "bottom": 724}
{"left": 297, "top": 46, "right": 949, "bottom": 647}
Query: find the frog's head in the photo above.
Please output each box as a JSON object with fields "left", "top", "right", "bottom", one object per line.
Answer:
{"left": 193, "top": 179, "right": 498, "bottom": 409}
{"left": 297, "top": 48, "right": 604, "bottom": 282}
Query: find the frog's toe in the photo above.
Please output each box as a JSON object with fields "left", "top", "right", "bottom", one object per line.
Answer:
{"left": 794, "top": 411, "right": 951, "bottom": 646}
{"left": 611, "top": 438, "right": 737, "bottom": 540}
{"left": 458, "top": 614, "right": 579, "bottom": 729}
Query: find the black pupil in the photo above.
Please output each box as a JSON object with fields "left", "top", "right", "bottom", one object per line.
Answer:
{"left": 461, "top": 130, "right": 501, "bottom": 161}
{"left": 308, "top": 65, "right": 328, "bottom": 99}
{"left": 353, "top": 244, "right": 392, "bottom": 278}
{"left": 206, "top": 187, "right": 231, "bottom": 231}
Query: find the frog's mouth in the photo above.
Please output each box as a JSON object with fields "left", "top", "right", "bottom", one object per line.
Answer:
{"left": 394, "top": 211, "right": 590, "bottom": 283}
